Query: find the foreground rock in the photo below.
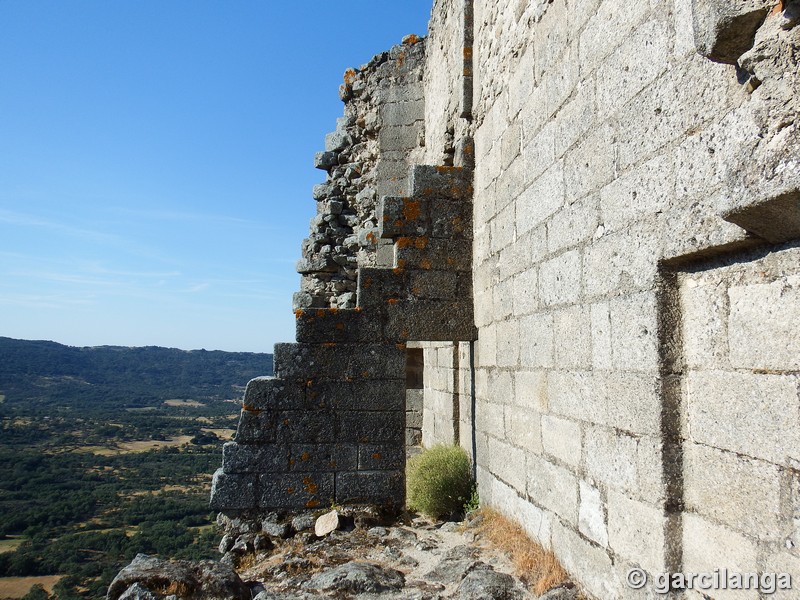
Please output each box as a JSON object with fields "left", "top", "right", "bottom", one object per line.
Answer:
{"left": 109, "top": 512, "right": 587, "bottom": 599}
{"left": 107, "top": 554, "right": 250, "bottom": 600}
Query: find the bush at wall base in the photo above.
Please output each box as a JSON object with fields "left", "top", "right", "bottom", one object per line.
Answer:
{"left": 406, "top": 444, "right": 474, "bottom": 519}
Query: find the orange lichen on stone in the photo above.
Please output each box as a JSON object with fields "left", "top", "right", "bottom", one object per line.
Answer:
{"left": 362, "top": 371, "right": 371, "bottom": 378}
{"left": 242, "top": 405, "right": 262, "bottom": 414}
{"left": 414, "top": 236, "right": 428, "bottom": 249}
{"left": 301, "top": 452, "right": 311, "bottom": 461}
{"left": 287, "top": 487, "right": 295, "bottom": 494}
{"left": 324, "top": 342, "right": 337, "bottom": 348}
{"left": 363, "top": 276, "right": 373, "bottom": 288}
{"left": 372, "top": 452, "right": 382, "bottom": 460}
{"left": 283, "top": 419, "right": 290, "bottom": 426}
{"left": 387, "top": 298, "right": 399, "bottom": 305}
{"left": 395, "top": 343, "right": 406, "bottom": 351}
{"left": 403, "top": 200, "right": 421, "bottom": 220}
{"left": 463, "top": 47, "right": 473, "bottom": 59}
{"left": 306, "top": 499, "right": 320, "bottom": 508}
{"left": 343, "top": 68, "right": 357, "bottom": 85}
{"left": 335, "top": 323, "right": 345, "bottom": 330}
{"left": 303, "top": 477, "right": 318, "bottom": 494}
{"left": 397, "top": 237, "right": 413, "bottom": 248}
{"left": 294, "top": 309, "right": 304, "bottom": 319}
{"left": 420, "top": 258, "right": 432, "bottom": 270}
{"left": 403, "top": 34, "right": 421, "bottom": 45}
{"left": 366, "top": 231, "right": 377, "bottom": 244}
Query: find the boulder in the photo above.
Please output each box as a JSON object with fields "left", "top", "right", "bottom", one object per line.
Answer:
{"left": 305, "top": 561, "right": 405, "bottom": 594}
{"left": 106, "top": 554, "right": 250, "bottom": 600}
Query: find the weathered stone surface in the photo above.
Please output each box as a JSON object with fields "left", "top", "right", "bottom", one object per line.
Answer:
{"left": 335, "top": 470, "right": 404, "bottom": 505}
{"left": 455, "top": 569, "right": 526, "bottom": 600}
{"left": 221, "top": 442, "right": 288, "bottom": 474}
{"left": 305, "top": 561, "right": 405, "bottom": 594}
{"left": 209, "top": 470, "right": 256, "bottom": 511}
{"left": 107, "top": 554, "right": 250, "bottom": 600}
{"left": 117, "top": 583, "right": 161, "bottom": 600}
{"left": 692, "top": 0, "right": 773, "bottom": 63}
{"left": 539, "top": 584, "right": 580, "bottom": 600}
{"left": 274, "top": 343, "right": 406, "bottom": 380}
{"left": 258, "top": 473, "right": 334, "bottom": 510}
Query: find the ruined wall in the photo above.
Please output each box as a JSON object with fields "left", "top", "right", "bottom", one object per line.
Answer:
{"left": 214, "top": 0, "right": 798, "bottom": 594}
{"left": 295, "top": 40, "right": 426, "bottom": 310}
{"left": 424, "top": 0, "right": 800, "bottom": 598}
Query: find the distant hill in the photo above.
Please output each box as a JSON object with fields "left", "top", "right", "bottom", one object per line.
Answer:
{"left": 0, "top": 336, "right": 273, "bottom": 413}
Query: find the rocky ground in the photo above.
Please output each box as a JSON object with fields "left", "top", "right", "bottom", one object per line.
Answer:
{"left": 108, "top": 509, "right": 584, "bottom": 600}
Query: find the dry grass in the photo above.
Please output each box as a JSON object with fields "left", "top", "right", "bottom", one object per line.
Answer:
{"left": 0, "top": 537, "right": 23, "bottom": 554}
{"left": 475, "top": 508, "right": 569, "bottom": 596}
{"left": 70, "top": 435, "right": 193, "bottom": 455}
{"left": 164, "top": 398, "right": 206, "bottom": 407}
{"left": 0, "top": 576, "right": 62, "bottom": 598}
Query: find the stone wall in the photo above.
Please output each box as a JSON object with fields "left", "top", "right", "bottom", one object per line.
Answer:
{"left": 295, "top": 40, "right": 426, "bottom": 310}
{"left": 676, "top": 243, "right": 800, "bottom": 594}
{"left": 213, "top": 0, "right": 800, "bottom": 596}
{"left": 458, "top": 0, "right": 800, "bottom": 598}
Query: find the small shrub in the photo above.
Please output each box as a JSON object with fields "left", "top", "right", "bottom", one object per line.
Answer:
{"left": 463, "top": 486, "right": 480, "bottom": 513}
{"left": 406, "top": 444, "right": 473, "bottom": 518}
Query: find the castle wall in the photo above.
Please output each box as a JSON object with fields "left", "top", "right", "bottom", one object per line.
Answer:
{"left": 677, "top": 244, "right": 800, "bottom": 597}
{"left": 422, "top": 0, "right": 800, "bottom": 597}
{"left": 215, "top": 0, "right": 799, "bottom": 594}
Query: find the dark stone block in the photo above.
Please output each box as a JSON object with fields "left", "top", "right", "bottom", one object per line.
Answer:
{"left": 274, "top": 343, "right": 405, "bottom": 381}
{"left": 335, "top": 470, "right": 404, "bottom": 506}
{"left": 210, "top": 469, "right": 257, "bottom": 510}
{"left": 395, "top": 238, "right": 472, "bottom": 272}
{"left": 378, "top": 196, "right": 430, "bottom": 239}
{"left": 221, "top": 442, "right": 289, "bottom": 474}
{"left": 307, "top": 379, "right": 405, "bottom": 411}
{"left": 277, "top": 410, "right": 337, "bottom": 444}
{"left": 379, "top": 196, "right": 472, "bottom": 240}
{"left": 289, "top": 443, "right": 358, "bottom": 471}
{"left": 408, "top": 270, "right": 459, "bottom": 299}
{"left": 243, "top": 377, "right": 305, "bottom": 411}
{"left": 314, "top": 151, "right": 338, "bottom": 171}
{"left": 234, "top": 410, "right": 276, "bottom": 443}
{"left": 295, "top": 308, "right": 383, "bottom": 343}
{"left": 357, "top": 268, "right": 409, "bottom": 309}
{"left": 338, "top": 411, "right": 404, "bottom": 444}
{"left": 358, "top": 444, "right": 406, "bottom": 470}
{"left": 384, "top": 299, "right": 477, "bottom": 342}
{"left": 409, "top": 165, "right": 473, "bottom": 200}
{"left": 259, "top": 472, "right": 335, "bottom": 510}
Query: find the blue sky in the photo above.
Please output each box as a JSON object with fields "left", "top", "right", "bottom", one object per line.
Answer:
{"left": 0, "top": 1, "right": 432, "bottom": 352}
